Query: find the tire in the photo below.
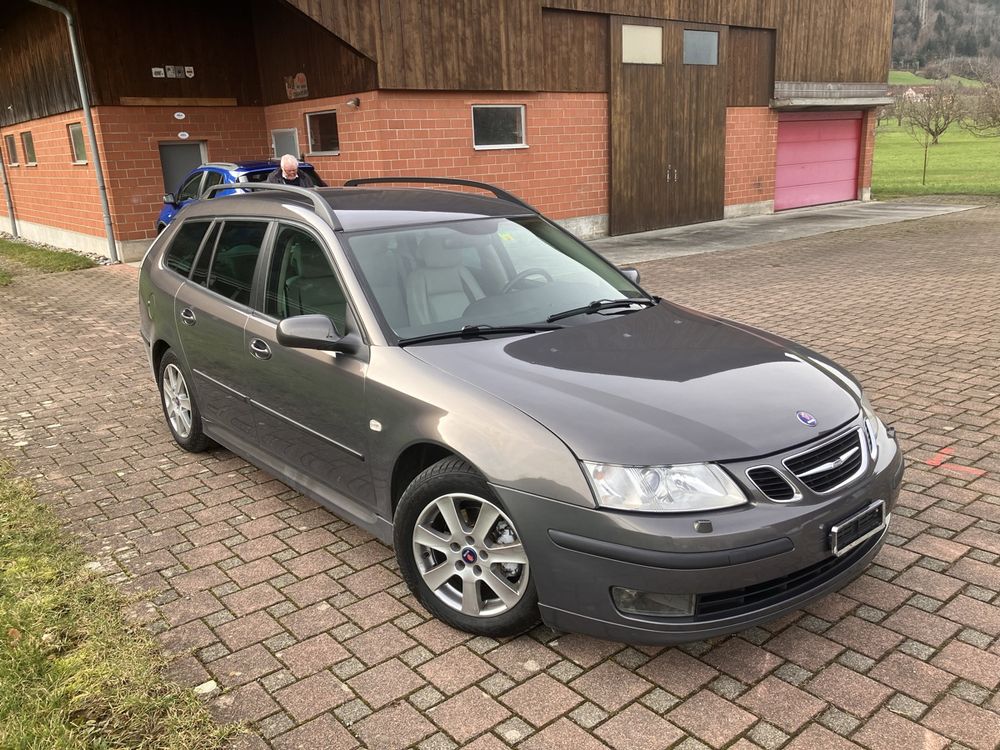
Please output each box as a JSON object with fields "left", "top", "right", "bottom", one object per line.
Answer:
{"left": 157, "top": 349, "right": 210, "bottom": 452}
{"left": 395, "top": 457, "right": 539, "bottom": 637}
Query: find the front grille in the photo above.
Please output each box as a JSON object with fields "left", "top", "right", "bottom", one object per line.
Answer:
{"left": 695, "top": 532, "right": 879, "bottom": 620}
{"left": 746, "top": 467, "right": 796, "bottom": 501}
{"left": 784, "top": 429, "right": 865, "bottom": 493}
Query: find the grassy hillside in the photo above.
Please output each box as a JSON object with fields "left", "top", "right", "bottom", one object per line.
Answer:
{"left": 888, "top": 70, "right": 983, "bottom": 87}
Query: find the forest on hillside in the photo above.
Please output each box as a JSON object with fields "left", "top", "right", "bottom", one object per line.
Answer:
{"left": 893, "top": 0, "right": 1000, "bottom": 65}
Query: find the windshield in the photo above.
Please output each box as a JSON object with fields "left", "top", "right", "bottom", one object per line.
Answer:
{"left": 342, "top": 217, "right": 646, "bottom": 341}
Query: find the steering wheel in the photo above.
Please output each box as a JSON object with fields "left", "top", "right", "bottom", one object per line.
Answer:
{"left": 502, "top": 267, "right": 554, "bottom": 294}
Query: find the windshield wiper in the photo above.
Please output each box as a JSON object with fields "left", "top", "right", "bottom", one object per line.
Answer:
{"left": 398, "top": 324, "right": 564, "bottom": 347}
{"left": 546, "top": 297, "right": 657, "bottom": 323}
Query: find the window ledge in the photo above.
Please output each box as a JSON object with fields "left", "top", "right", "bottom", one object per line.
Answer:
{"left": 473, "top": 143, "right": 529, "bottom": 151}
{"left": 307, "top": 151, "right": 340, "bottom": 157}
{"left": 25, "top": 162, "right": 38, "bottom": 167}
{"left": 72, "top": 160, "right": 88, "bottom": 165}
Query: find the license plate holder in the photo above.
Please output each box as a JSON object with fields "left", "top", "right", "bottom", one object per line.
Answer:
{"left": 830, "top": 500, "right": 886, "bottom": 557}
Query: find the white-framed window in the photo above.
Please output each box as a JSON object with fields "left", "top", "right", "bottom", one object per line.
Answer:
{"left": 683, "top": 30, "right": 719, "bottom": 66}
{"left": 271, "top": 128, "right": 300, "bottom": 159}
{"left": 622, "top": 24, "right": 663, "bottom": 65}
{"left": 68, "top": 122, "right": 87, "bottom": 163}
{"left": 306, "top": 110, "right": 340, "bottom": 155}
{"left": 472, "top": 105, "right": 527, "bottom": 150}
{"left": 4, "top": 134, "right": 17, "bottom": 165}
{"left": 21, "top": 132, "right": 37, "bottom": 165}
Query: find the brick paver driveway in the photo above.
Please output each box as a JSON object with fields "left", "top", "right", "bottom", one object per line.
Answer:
{"left": 2, "top": 206, "right": 999, "bottom": 750}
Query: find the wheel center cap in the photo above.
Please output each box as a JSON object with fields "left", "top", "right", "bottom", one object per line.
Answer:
{"left": 460, "top": 547, "right": 478, "bottom": 564}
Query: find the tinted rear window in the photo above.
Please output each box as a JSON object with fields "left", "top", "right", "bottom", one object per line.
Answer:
{"left": 164, "top": 221, "right": 211, "bottom": 276}
{"left": 204, "top": 221, "right": 268, "bottom": 307}
{"left": 243, "top": 167, "right": 324, "bottom": 186}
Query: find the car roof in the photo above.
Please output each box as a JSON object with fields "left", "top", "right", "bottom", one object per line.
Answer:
{"left": 179, "top": 186, "right": 534, "bottom": 232}
{"left": 199, "top": 160, "right": 316, "bottom": 173}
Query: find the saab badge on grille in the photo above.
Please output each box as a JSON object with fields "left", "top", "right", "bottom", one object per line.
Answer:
{"left": 796, "top": 411, "right": 818, "bottom": 427}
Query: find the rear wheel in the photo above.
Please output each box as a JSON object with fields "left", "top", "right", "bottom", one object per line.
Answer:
{"left": 395, "top": 457, "right": 539, "bottom": 637}
{"left": 157, "top": 349, "right": 209, "bottom": 452}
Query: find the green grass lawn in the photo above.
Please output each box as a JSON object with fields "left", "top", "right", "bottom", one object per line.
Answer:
{"left": 0, "top": 238, "right": 97, "bottom": 277}
{"left": 889, "top": 70, "right": 983, "bottom": 88}
{"left": 872, "top": 122, "right": 1000, "bottom": 198}
{"left": 0, "top": 463, "right": 230, "bottom": 749}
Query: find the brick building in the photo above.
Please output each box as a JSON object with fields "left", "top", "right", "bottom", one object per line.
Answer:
{"left": 0, "top": 0, "right": 894, "bottom": 260}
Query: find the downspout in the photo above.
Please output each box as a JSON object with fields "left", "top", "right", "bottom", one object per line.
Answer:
{"left": 0, "top": 148, "right": 17, "bottom": 237}
{"left": 28, "top": 0, "right": 118, "bottom": 262}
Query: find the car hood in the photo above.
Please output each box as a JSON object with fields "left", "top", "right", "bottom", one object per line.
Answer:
{"left": 404, "top": 302, "right": 862, "bottom": 465}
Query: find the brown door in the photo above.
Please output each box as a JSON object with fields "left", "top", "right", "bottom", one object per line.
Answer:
{"left": 610, "top": 18, "right": 727, "bottom": 235}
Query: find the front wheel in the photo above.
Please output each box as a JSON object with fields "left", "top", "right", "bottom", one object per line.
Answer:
{"left": 394, "top": 457, "right": 539, "bottom": 637}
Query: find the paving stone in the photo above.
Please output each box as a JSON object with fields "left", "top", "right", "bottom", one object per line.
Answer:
{"left": 427, "top": 687, "right": 511, "bottom": 745}
{"left": 519, "top": 718, "right": 612, "bottom": 750}
{"left": 736, "top": 675, "right": 826, "bottom": 733}
{"left": 785, "top": 724, "right": 862, "bottom": 750}
{"left": 930, "top": 641, "right": 1000, "bottom": 690}
{"left": 637, "top": 648, "right": 718, "bottom": 697}
{"left": 498, "top": 673, "right": 583, "bottom": 728}
{"left": 483, "top": 636, "right": 560, "bottom": 680}
{"left": 704, "top": 637, "right": 783, "bottom": 683}
{"left": 346, "top": 657, "right": 426, "bottom": 709}
{"left": 594, "top": 704, "right": 684, "bottom": 750}
{"left": 765, "top": 625, "right": 845, "bottom": 671}
{"left": 568, "top": 701, "right": 608, "bottom": 729}
{"left": 807, "top": 662, "right": 893, "bottom": 718}
{"left": 853, "top": 708, "right": 949, "bottom": 750}
{"left": 274, "top": 670, "right": 353, "bottom": 722}
{"left": 417, "top": 646, "right": 495, "bottom": 695}
{"left": 276, "top": 633, "right": 350, "bottom": 678}
{"left": 667, "top": 689, "right": 756, "bottom": 746}
{"left": 271, "top": 713, "right": 358, "bottom": 750}
{"left": 569, "top": 660, "right": 653, "bottom": 711}
{"left": 922, "top": 695, "right": 1000, "bottom": 750}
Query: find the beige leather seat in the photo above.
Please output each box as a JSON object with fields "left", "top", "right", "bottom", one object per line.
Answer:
{"left": 285, "top": 240, "right": 347, "bottom": 331}
{"left": 405, "top": 236, "right": 485, "bottom": 326}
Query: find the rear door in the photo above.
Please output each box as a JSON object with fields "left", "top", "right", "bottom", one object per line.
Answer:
{"left": 243, "top": 222, "right": 374, "bottom": 508}
{"left": 174, "top": 218, "right": 271, "bottom": 439}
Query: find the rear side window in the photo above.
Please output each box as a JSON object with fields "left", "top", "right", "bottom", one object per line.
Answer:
{"left": 204, "top": 221, "right": 268, "bottom": 306}
{"left": 164, "top": 221, "right": 211, "bottom": 276}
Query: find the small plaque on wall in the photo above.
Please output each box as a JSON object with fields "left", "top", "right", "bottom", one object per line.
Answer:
{"left": 152, "top": 67, "right": 165, "bottom": 78}
{"left": 284, "top": 72, "right": 309, "bottom": 100}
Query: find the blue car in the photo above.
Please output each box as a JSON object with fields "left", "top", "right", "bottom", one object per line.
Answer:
{"left": 157, "top": 160, "right": 325, "bottom": 232}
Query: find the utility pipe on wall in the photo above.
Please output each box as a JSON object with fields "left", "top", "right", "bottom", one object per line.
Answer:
{"left": 28, "top": 0, "right": 118, "bottom": 262}
{"left": 0, "top": 150, "right": 17, "bottom": 237}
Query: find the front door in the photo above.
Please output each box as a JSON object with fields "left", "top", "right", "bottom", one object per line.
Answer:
{"left": 244, "top": 223, "right": 373, "bottom": 508}
{"left": 159, "top": 141, "right": 206, "bottom": 193}
{"left": 609, "top": 18, "right": 726, "bottom": 234}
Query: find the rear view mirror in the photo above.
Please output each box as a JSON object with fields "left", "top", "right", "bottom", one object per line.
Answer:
{"left": 163, "top": 193, "right": 176, "bottom": 205}
{"left": 276, "top": 314, "right": 358, "bottom": 354}
{"left": 620, "top": 267, "right": 641, "bottom": 285}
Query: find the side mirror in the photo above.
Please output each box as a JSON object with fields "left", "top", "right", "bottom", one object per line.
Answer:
{"left": 276, "top": 314, "right": 358, "bottom": 354}
{"left": 620, "top": 267, "right": 641, "bottom": 285}
{"left": 163, "top": 193, "right": 176, "bottom": 205}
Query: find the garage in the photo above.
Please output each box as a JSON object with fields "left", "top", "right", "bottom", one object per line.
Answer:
{"left": 774, "top": 111, "right": 862, "bottom": 211}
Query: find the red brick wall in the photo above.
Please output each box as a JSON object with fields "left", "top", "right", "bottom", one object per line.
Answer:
{"left": 264, "top": 90, "right": 608, "bottom": 220}
{"left": 1, "top": 111, "right": 108, "bottom": 236}
{"left": 724, "top": 107, "right": 778, "bottom": 208}
{"left": 1, "top": 106, "right": 269, "bottom": 242}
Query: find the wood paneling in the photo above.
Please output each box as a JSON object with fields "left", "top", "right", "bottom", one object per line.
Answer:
{"left": 377, "top": 0, "right": 540, "bottom": 90}
{"left": 610, "top": 17, "right": 726, "bottom": 235}
{"left": 0, "top": 1, "right": 81, "bottom": 126}
{"left": 284, "top": 0, "right": 380, "bottom": 60}
{"left": 77, "top": 0, "right": 263, "bottom": 106}
{"left": 728, "top": 27, "right": 774, "bottom": 106}
{"left": 252, "top": 0, "right": 376, "bottom": 106}
{"left": 541, "top": 9, "right": 608, "bottom": 92}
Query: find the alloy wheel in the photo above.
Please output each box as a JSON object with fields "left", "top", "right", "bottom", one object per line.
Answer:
{"left": 162, "top": 363, "right": 193, "bottom": 439}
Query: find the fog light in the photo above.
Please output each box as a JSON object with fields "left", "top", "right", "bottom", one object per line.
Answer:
{"left": 612, "top": 587, "right": 695, "bottom": 617}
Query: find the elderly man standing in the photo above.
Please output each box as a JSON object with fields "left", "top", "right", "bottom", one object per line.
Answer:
{"left": 266, "top": 154, "right": 314, "bottom": 187}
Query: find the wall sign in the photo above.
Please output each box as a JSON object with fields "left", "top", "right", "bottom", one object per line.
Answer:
{"left": 151, "top": 67, "right": 165, "bottom": 78}
{"left": 284, "top": 72, "right": 309, "bottom": 100}
{"left": 177, "top": 131, "right": 190, "bottom": 140}
{"left": 173, "top": 112, "right": 186, "bottom": 121}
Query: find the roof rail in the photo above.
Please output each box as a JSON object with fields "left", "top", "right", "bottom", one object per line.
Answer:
{"left": 203, "top": 162, "right": 238, "bottom": 169}
{"left": 202, "top": 182, "right": 341, "bottom": 231}
{"left": 343, "top": 176, "right": 536, "bottom": 213}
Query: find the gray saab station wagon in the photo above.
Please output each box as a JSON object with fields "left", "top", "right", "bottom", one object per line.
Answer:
{"left": 139, "top": 178, "right": 903, "bottom": 644}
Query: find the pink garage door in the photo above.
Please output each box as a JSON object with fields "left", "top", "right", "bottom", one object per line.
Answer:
{"left": 775, "top": 111, "right": 862, "bottom": 211}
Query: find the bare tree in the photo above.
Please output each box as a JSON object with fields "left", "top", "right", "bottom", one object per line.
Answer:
{"left": 964, "top": 57, "right": 1000, "bottom": 136}
{"left": 901, "top": 84, "right": 968, "bottom": 185}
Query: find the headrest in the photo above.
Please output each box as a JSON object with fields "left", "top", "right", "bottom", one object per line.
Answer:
{"left": 295, "top": 241, "right": 333, "bottom": 278}
{"left": 417, "top": 235, "right": 462, "bottom": 268}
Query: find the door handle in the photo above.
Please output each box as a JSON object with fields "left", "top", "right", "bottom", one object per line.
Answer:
{"left": 674, "top": 168, "right": 679, "bottom": 182}
{"left": 249, "top": 338, "right": 272, "bottom": 360}
{"left": 666, "top": 164, "right": 672, "bottom": 182}
{"left": 179, "top": 307, "right": 196, "bottom": 326}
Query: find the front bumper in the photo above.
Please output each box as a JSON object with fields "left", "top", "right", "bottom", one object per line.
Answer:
{"left": 493, "top": 427, "right": 904, "bottom": 644}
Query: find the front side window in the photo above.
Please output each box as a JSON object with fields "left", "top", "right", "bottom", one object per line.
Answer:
{"left": 264, "top": 224, "right": 347, "bottom": 330}
{"left": 201, "top": 221, "right": 268, "bottom": 306}
{"left": 683, "top": 30, "right": 719, "bottom": 66}
{"left": 4, "top": 134, "right": 17, "bottom": 165}
{"left": 202, "top": 170, "right": 224, "bottom": 198}
{"left": 344, "top": 217, "right": 643, "bottom": 339}
{"left": 164, "top": 221, "right": 212, "bottom": 277}
{"left": 21, "top": 132, "right": 36, "bottom": 164}
{"left": 472, "top": 106, "right": 526, "bottom": 149}
{"left": 307, "top": 111, "right": 340, "bottom": 154}
{"left": 68, "top": 123, "right": 87, "bottom": 162}
{"left": 177, "top": 172, "right": 204, "bottom": 202}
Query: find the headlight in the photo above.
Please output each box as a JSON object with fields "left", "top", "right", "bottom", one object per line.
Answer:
{"left": 860, "top": 396, "right": 881, "bottom": 461}
{"left": 582, "top": 461, "right": 748, "bottom": 513}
